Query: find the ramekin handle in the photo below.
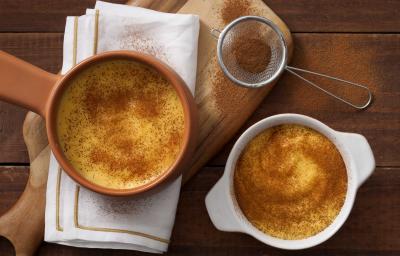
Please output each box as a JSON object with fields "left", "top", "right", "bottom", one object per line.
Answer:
{"left": 205, "top": 178, "right": 243, "bottom": 232}
{"left": 336, "top": 132, "right": 376, "bottom": 187}
{"left": 0, "top": 50, "right": 59, "bottom": 117}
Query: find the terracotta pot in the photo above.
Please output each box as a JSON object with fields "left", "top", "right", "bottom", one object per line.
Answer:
{"left": 0, "top": 50, "right": 198, "bottom": 196}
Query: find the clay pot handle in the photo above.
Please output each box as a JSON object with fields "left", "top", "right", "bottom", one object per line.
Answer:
{"left": 0, "top": 51, "right": 60, "bottom": 116}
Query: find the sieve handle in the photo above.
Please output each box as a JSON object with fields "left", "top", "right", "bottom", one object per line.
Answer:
{"left": 286, "top": 66, "right": 373, "bottom": 109}
{"left": 210, "top": 28, "right": 221, "bottom": 40}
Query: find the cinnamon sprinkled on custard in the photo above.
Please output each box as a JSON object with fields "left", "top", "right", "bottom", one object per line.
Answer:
{"left": 234, "top": 124, "right": 347, "bottom": 240}
{"left": 57, "top": 60, "right": 184, "bottom": 189}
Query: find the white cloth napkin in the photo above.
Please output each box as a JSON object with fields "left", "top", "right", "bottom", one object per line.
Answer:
{"left": 44, "top": 1, "right": 199, "bottom": 253}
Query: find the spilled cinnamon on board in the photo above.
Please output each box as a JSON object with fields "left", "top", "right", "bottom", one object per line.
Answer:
{"left": 220, "top": 0, "right": 253, "bottom": 25}
{"left": 211, "top": 0, "right": 266, "bottom": 113}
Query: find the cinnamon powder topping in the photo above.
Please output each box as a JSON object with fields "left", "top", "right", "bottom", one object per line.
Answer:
{"left": 234, "top": 124, "right": 347, "bottom": 240}
{"left": 57, "top": 60, "right": 184, "bottom": 189}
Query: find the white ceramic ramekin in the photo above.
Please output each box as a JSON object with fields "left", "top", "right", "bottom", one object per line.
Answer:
{"left": 205, "top": 113, "right": 375, "bottom": 250}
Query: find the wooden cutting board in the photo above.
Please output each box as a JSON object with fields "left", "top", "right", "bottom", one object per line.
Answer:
{"left": 0, "top": 0, "right": 292, "bottom": 255}
{"left": 131, "top": 0, "right": 293, "bottom": 182}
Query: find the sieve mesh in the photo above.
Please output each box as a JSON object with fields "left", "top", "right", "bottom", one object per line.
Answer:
{"left": 218, "top": 17, "right": 287, "bottom": 87}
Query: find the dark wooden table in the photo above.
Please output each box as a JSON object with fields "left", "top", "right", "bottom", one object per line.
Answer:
{"left": 0, "top": 0, "right": 399, "bottom": 255}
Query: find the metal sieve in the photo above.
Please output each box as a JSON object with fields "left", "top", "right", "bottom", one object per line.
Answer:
{"left": 211, "top": 16, "right": 372, "bottom": 109}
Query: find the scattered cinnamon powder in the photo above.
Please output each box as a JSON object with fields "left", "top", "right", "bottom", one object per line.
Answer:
{"left": 210, "top": 0, "right": 268, "bottom": 114}
{"left": 133, "top": 95, "right": 162, "bottom": 118}
{"left": 89, "top": 148, "right": 149, "bottom": 182}
{"left": 211, "top": 63, "right": 249, "bottom": 114}
{"left": 119, "top": 27, "right": 168, "bottom": 63}
{"left": 281, "top": 35, "right": 379, "bottom": 109}
{"left": 83, "top": 83, "right": 131, "bottom": 121}
{"left": 234, "top": 124, "right": 347, "bottom": 240}
{"left": 220, "top": 0, "right": 253, "bottom": 25}
{"left": 98, "top": 194, "right": 154, "bottom": 215}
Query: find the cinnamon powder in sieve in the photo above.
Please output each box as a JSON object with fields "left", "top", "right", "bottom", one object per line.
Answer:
{"left": 231, "top": 33, "right": 271, "bottom": 73}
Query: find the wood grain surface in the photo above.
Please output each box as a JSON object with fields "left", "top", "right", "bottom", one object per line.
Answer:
{"left": 0, "top": 0, "right": 399, "bottom": 255}
{"left": 1, "top": 0, "right": 399, "bottom": 32}
{"left": 1, "top": 33, "right": 399, "bottom": 166}
{"left": 0, "top": 166, "right": 399, "bottom": 255}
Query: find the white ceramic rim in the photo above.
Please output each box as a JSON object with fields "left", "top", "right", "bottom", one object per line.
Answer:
{"left": 221, "top": 113, "right": 359, "bottom": 250}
